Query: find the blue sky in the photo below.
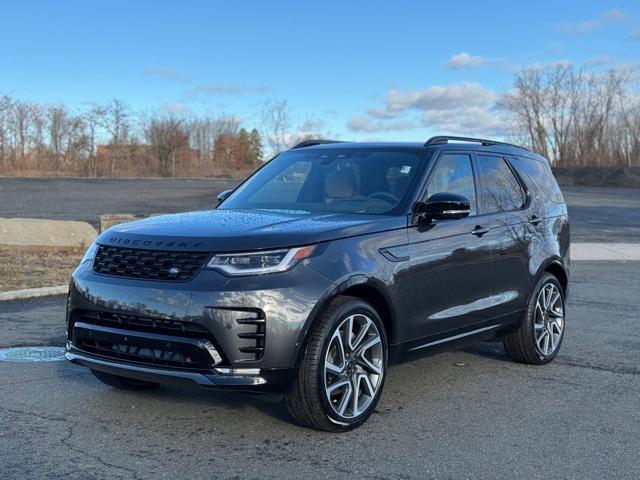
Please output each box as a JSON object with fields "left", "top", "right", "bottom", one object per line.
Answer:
{"left": 1, "top": 0, "right": 639, "bottom": 142}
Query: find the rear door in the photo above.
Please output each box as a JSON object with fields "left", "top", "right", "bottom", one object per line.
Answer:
{"left": 475, "top": 154, "right": 533, "bottom": 324}
{"left": 405, "top": 151, "right": 494, "bottom": 344}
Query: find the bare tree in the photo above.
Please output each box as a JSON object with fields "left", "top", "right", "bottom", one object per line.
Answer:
{"left": 186, "top": 117, "right": 214, "bottom": 168}
{"left": 12, "top": 100, "right": 35, "bottom": 162}
{"left": 47, "top": 104, "right": 69, "bottom": 169}
{"left": 259, "top": 98, "right": 292, "bottom": 155}
{"left": 500, "top": 63, "right": 639, "bottom": 167}
{"left": 100, "top": 98, "right": 130, "bottom": 175}
{"left": 143, "top": 113, "right": 187, "bottom": 177}
{"left": 84, "top": 104, "right": 107, "bottom": 176}
{"left": 101, "top": 98, "right": 129, "bottom": 144}
{"left": 0, "top": 95, "right": 12, "bottom": 165}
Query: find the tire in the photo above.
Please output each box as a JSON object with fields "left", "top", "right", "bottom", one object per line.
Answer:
{"left": 285, "top": 296, "right": 388, "bottom": 432}
{"left": 91, "top": 369, "right": 160, "bottom": 391}
{"left": 504, "top": 273, "right": 566, "bottom": 365}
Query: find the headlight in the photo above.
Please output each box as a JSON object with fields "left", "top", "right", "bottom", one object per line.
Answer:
{"left": 206, "top": 245, "right": 317, "bottom": 276}
{"left": 80, "top": 242, "right": 98, "bottom": 265}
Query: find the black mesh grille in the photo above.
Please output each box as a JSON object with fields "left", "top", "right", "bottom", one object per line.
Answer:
{"left": 93, "top": 245, "right": 209, "bottom": 281}
{"left": 87, "top": 311, "right": 213, "bottom": 339}
{"left": 70, "top": 311, "right": 226, "bottom": 371}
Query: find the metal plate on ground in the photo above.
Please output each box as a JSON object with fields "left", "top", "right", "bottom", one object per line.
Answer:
{"left": 0, "top": 346, "right": 66, "bottom": 363}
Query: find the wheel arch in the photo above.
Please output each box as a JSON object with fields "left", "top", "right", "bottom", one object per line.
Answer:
{"left": 539, "top": 258, "right": 569, "bottom": 297}
{"left": 291, "top": 275, "right": 399, "bottom": 368}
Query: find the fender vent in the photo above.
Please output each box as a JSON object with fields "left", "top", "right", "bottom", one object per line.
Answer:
{"left": 236, "top": 313, "right": 266, "bottom": 360}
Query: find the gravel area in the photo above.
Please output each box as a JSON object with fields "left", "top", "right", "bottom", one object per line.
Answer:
{"left": 0, "top": 246, "right": 81, "bottom": 291}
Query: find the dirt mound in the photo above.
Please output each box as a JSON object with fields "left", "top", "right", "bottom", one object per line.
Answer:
{"left": 553, "top": 167, "right": 640, "bottom": 188}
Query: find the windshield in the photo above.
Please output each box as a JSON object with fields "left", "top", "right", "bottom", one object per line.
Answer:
{"left": 219, "top": 148, "right": 425, "bottom": 215}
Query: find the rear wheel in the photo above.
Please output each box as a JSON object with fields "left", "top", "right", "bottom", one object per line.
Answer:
{"left": 91, "top": 369, "right": 160, "bottom": 390}
{"left": 504, "top": 273, "right": 565, "bottom": 364}
{"left": 286, "top": 296, "right": 388, "bottom": 432}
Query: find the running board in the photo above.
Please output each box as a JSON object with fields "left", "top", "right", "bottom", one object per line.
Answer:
{"left": 408, "top": 324, "right": 502, "bottom": 352}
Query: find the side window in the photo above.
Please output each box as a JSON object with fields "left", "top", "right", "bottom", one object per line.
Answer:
{"left": 510, "top": 156, "right": 564, "bottom": 203}
{"left": 427, "top": 153, "right": 477, "bottom": 216}
{"left": 477, "top": 155, "right": 526, "bottom": 213}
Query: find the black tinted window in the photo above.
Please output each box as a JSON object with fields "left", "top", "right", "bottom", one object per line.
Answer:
{"left": 477, "top": 155, "right": 525, "bottom": 213}
{"left": 510, "top": 156, "right": 564, "bottom": 203}
{"left": 427, "top": 154, "right": 477, "bottom": 216}
{"left": 220, "top": 148, "right": 422, "bottom": 215}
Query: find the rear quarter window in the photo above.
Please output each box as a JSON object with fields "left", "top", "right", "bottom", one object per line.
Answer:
{"left": 476, "top": 155, "right": 526, "bottom": 213}
{"left": 510, "top": 156, "right": 564, "bottom": 203}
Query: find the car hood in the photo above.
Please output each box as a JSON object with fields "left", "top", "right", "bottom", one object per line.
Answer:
{"left": 97, "top": 209, "right": 407, "bottom": 252}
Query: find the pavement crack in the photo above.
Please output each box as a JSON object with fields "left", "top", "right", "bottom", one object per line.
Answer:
{"left": 60, "top": 423, "right": 142, "bottom": 480}
{"left": 0, "top": 405, "right": 68, "bottom": 423}
{"left": 0, "top": 405, "right": 141, "bottom": 480}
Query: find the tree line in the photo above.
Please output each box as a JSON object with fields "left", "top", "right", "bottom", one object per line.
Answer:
{"left": 1, "top": 63, "right": 638, "bottom": 178}
{"left": 500, "top": 64, "right": 639, "bottom": 167}
{"left": 0, "top": 97, "right": 264, "bottom": 177}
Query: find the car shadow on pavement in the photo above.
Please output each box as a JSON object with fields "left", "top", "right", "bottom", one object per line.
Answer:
{"left": 63, "top": 365, "right": 295, "bottom": 426}
{"left": 462, "top": 341, "right": 513, "bottom": 362}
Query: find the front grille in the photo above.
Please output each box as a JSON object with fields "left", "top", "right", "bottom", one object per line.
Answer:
{"left": 74, "top": 328, "right": 215, "bottom": 370}
{"left": 88, "top": 311, "right": 212, "bottom": 339}
{"left": 71, "top": 311, "right": 225, "bottom": 371}
{"left": 93, "top": 245, "right": 209, "bottom": 281}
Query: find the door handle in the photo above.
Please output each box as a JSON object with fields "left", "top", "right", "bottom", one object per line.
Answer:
{"left": 471, "top": 225, "right": 489, "bottom": 237}
{"left": 529, "top": 215, "right": 542, "bottom": 226}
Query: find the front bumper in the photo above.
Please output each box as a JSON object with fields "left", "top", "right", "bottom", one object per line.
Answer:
{"left": 66, "top": 259, "right": 333, "bottom": 392}
{"left": 65, "top": 345, "right": 297, "bottom": 392}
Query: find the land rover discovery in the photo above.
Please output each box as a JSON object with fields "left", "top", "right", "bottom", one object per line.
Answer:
{"left": 66, "top": 136, "right": 569, "bottom": 431}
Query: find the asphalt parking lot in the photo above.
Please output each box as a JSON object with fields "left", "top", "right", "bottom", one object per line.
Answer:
{"left": 1, "top": 261, "right": 639, "bottom": 479}
{"left": 1, "top": 179, "right": 639, "bottom": 478}
{"left": 1, "top": 177, "right": 639, "bottom": 242}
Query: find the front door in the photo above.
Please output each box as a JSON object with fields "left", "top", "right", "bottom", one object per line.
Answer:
{"left": 405, "top": 152, "right": 494, "bottom": 344}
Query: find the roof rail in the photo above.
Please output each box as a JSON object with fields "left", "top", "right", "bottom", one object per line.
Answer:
{"left": 291, "top": 139, "right": 344, "bottom": 149}
{"left": 424, "top": 136, "right": 527, "bottom": 151}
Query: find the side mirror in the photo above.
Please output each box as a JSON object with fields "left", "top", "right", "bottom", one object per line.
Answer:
{"left": 413, "top": 193, "right": 470, "bottom": 223}
{"left": 217, "top": 189, "right": 233, "bottom": 205}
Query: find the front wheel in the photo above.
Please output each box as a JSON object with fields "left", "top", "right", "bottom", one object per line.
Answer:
{"left": 286, "top": 296, "right": 388, "bottom": 432}
{"left": 504, "top": 273, "right": 566, "bottom": 365}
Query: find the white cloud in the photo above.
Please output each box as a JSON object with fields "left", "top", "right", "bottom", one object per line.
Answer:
{"left": 588, "top": 54, "right": 615, "bottom": 66}
{"left": 421, "top": 107, "right": 508, "bottom": 137}
{"left": 447, "top": 52, "right": 488, "bottom": 69}
{"left": 628, "top": 30, "right": 640, "bottom": 40}
{"left": 347, "top": 117, "right": 417, "bottom": 133}
{"left": 386, "top": 82, "right": 496, "bottom": 112}
{"left": 602, "top": 8, "right": 628, "bottom": 23}
{"left": 519, "top": 59, "right": 572, "bottom": 71}
{"left": 192, "top": 83, "right": 270, "bottom": 95}
{"left": 160, "top": 102, "right": 191, "bottom": 114}
{"left": 300, "top": 118, "right": 325, "bottom": 131}
{"left": 144, "top": 68, "right": 191, "bottom": 82}
{"left": 557, "top": 8, "right": 629, "bottom": 35}
{"left": 366, "top": 107, "right": 400, "bottom": 119}
{"left": 348, "top": 82, "right": 506, "bottom": 137}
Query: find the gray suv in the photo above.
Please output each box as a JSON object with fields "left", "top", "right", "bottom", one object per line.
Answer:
{"left": 66, "top": 136, "right": 569, "bottom": 431}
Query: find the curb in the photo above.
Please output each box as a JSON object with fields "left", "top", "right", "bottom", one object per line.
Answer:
{"left": 0, "top": 217, "right": 97, "bottom": 248}
{"left": 1, "top": 243, "right": 638, "bottom": 302}
{"left": 0, "top": 285, "right": 68, "bottom": 302}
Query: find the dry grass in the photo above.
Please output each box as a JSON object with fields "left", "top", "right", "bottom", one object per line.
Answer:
{"left": 0, "top": 245, "right": 83, "bottom": 291}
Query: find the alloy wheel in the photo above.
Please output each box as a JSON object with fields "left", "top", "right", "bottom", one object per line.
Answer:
{"left": 533, "top": 283, "right": 564, "bottom": 356}
{"left": 323, "top": 314, "right": 384, "bottom": 419}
